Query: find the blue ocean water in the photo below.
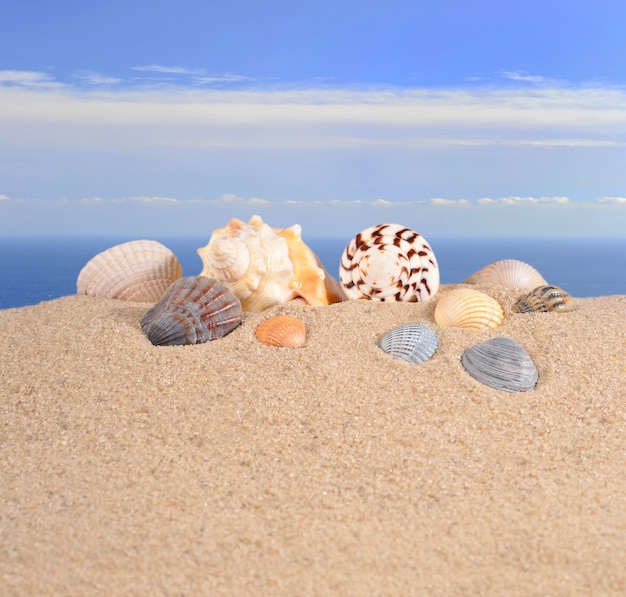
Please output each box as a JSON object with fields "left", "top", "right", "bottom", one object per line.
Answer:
{"left": 0, "top": 236, "right": 625, "bottom": 309}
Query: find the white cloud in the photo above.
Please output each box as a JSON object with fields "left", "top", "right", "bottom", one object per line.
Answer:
{"left": 194, "top": 74, "right": 257, "bottom": 85}
{"left": 596, "top": 196, "right": 626, "bottom": 204}
{"left": 0, "top": 193, "right": 9, "bottom": 200}
{"left": 130, "top": 65, "right": 205, "bottom": 75}
{"left": 0, "top": 70, "right": 63, "bottom": 88}
{"left": 431, "top": 198, "right": 471, "bottom": 206}
{"left": 500, "top": 70, "right": 547, "bottom": 84}
{"left": 476, "top": 196, "right": 571, "bottom": 205}
{"left": 76, "top": 71, "right": 122, "bottom": 86}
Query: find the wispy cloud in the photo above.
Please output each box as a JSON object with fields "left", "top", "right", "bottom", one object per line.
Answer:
{"left": 130, "top": 65, "right": 205, "bottom": 75}
{"left": 0, "top": 69, "right": 63, "bottom": 88}
{"left": 596, "top": 196, "right": 626, "bottom": 204}
{"left": 500, "top": 70, "right": 548, "bottom": 84}
{"left": 0, "top": 193, "right": 10, "bottom": 200}
{"left": 477, "top": 196, "right": 570, "bottom": 205}
{"left": 75, "top": 71, "right": 123, "bottom": 86}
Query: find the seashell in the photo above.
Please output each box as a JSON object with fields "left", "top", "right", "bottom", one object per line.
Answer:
{"left": 380, "top": 322, "right": 438, "bottom": 364}
{"left": 461, "top": 337, "right": 538, "bottom": 393}
{"left": 141, "top": 276, "right": 242, "bottom": 346}
{"left": 513, "top": 285, "right": 577, "bottom": 313}
{"left": 197, "top": 215, "right": 345, "bottom": 312}
{"left": 339, "top": 223, "right": 440, "bottom": 302}
{"left": 77, "top": 240, "right": 182, "bottom": 302}
{"left": 464, "top": 259, "right": 547, "bottom": 289}
{"left": 434, "top": 288, "right": 504, "bottom": 329}
{"left": 256, "top": 315, "right": 306, "bottom": 348}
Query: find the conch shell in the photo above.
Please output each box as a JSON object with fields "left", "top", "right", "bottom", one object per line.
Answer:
{"left": 197, "top": 215, "right": 345, "bottom": 312}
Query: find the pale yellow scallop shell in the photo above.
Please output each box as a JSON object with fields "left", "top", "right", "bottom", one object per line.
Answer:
{"left": 434, "top": 288, "right": 504, "bottom": 329}
{"left": 77, "top": 240, "right": 182, "bottom": 302}
{"left": 256, "top": 315, "right": 306, "bottom": 348}
{"left": 464, "top": 259, "right": 547, "bottom": 289}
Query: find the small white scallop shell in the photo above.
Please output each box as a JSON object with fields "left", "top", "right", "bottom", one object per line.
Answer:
{"left": 141, "top": 276, "right": 243, "bottom": 346}
{"left": 464, "top": 259, "right": 547, "bottom": 289}
{"left": 380, "top": 323, "right": 439, "bottom": 363}
{"left": 339, "top": 224, "right": 440, "bottom": 302}
{"left": 513, "top": 285, "right": 577, "bottom": 313}
{"left": 77, "top": 240, "right": 182, "bottom": 302}
{"left": 434, "top": 288, "right": 504, "bottom": 329}
{"left": 461, "top": 337, "right": 539, "bottom": 393}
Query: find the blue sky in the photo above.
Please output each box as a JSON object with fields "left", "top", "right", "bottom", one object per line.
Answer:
{"left": 1, "top": 0, "right": 625, "bottom": 238}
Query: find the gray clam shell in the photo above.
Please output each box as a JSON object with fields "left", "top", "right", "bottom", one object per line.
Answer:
{"left": 380, "top": 322, "right": 438, "bottom": 363}
{"left": 461, "top": 337, "right": 538, "bottom": 393}
{"left": 141, "top": 276, "right": 243, "bottom": 346}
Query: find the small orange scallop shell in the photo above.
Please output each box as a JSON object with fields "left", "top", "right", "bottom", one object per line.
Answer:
{"left": 256, "top": 315, "right": 306, "bottom": 348}
{"left": 434, "top": 288, "right": 504, "bottom": 329}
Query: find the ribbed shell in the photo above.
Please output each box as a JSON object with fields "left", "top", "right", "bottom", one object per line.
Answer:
{"left": 256, "top": 315, "right": 306, "bottom": 348}
{"left": 141, "top": 276, "right": 242, "bottom": 346}
{"left": 77, "top": 240, "right": 182, "bottom": 302}
{"left": 513, "top": 285, "right": 577, "bottom": 313}
{"left": 464, "top": 259, "right": 547, "bottom": 289}
{"left": 434, "top": 288, "right": 504, "bottom": 329}
{"left": 339, "top": 224, "right": 440, "bottom": 302}
{"left": 380, "top": 323, "right": 438, "bottom": 363}
{"left": 461, "top": 337, "right": 538, "bottom": 393}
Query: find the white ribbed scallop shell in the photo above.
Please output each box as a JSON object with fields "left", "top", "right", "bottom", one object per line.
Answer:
{"left": 76, "top": 240, "right": 182, "bottom": 302}
{"left": 434, "top": 288, "right": 504, "bottom": 329}
{"left": 380, "top": 323, "right": 438, "bottom": 363}
{"left": 339, "top": 224, "right": 440, "bottom": 302}
{"left": 197, "top": 215, "right": 345, "bottom": 312}
{"left": 464, "top": 259, "right": 547, "bottom": 289}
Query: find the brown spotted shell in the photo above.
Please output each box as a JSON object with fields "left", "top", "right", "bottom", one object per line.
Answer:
{"left": 434, "top": 288, "right": 504, "bottom": 329}
{"left": 77, "top": 240, "right": 182, "bottom": 302}
{"left": 464, "top": 259, "right": 547, "bottom": 289}
{"left": 513, "top": 285, "right": 577, "bottom": 313}
{"left": 141, "top": 276, "right": 242, "bottom": 346}
{"left": 339, "top": 223, "right": 439, "bottom": 302}
{"left": 256, "top": 315, "right": 306, "bottom": 348}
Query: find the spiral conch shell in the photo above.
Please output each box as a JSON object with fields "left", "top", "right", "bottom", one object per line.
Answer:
{"left": 77, "top": 240, "right": 182, "bottom": 302}
{"left": 464, "top": 259, "right": 547, "bottom": 289}
{"left": 197, "top": 215, "right": 345, "bottom": 312}
{"left": 339, "top": 224, "right": 440, "bottom": 302}
{"left": 434, "top": 288, "right": 504, "bottom": 329}
{"left": 256, "top": 315, "right": 306, "bottom": 348}
{"left": 141, "top": 276, "right": 242, "bottom": 346}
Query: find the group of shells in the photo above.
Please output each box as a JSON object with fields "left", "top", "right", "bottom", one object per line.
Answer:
{"left": 76, "top": 217, "right": 577, "bottom": 393}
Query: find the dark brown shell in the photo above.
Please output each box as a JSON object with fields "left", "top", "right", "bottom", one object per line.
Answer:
{"left": 141, "top": 276, "right": 242, "bottom": 346}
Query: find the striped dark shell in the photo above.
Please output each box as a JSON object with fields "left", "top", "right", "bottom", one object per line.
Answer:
{"left": 461, "top": 337, "right": 538, "bottom": 393}
{"left": 513, "top": 285, "right": 576, "bottom": 313}
{"left": 141, "top": 276, "right": 243, "bottom": 346}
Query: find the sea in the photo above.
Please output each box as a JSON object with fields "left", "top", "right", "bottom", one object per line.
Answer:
{"left": 1, "top": 236, "right": 625, "bottom": 309}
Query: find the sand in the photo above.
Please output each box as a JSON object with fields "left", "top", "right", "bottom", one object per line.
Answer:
{"left": 1, "top": 286, "right": 625, "bottom": 596}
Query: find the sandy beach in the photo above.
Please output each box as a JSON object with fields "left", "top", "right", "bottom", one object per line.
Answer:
{"left": 1, "top": 285, "right": 625, "bottom": 595}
